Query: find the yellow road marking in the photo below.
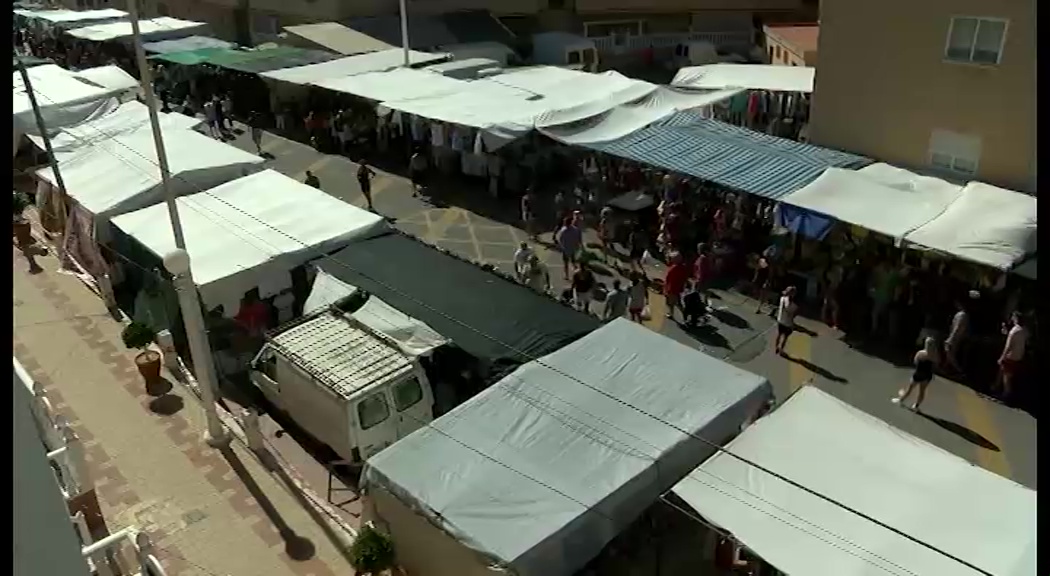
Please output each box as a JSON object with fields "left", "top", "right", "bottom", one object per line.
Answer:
{"left": 785, "top": 328, "right": 812, "bottom": 393}
{"left": 955, "top": 386, "right": 1013, "bottom": 478}
{"left": 426, "top": 208, "right": 462, "bottom": 241}
{"left": 644, "top": 288, "right": 666, "bottom": 331}
{"left": 462, "top": 213, "right": 484, "bottom": 261}
{"left": 291, "top": 156, "right": 333, "bottom": 183}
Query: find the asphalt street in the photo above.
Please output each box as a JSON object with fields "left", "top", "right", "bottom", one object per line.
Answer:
{"left": 222, "top": 123, "right": 1036, "bottom": 491}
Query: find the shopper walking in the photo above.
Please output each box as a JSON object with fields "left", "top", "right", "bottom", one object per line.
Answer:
{"left": 357, "top": 162, "right": 376, "bottom": 211}
{"left": 554, "top": 216, "right": 582, "bottom": 279}
{"left": 523, "top": 254, "right": 551, "bottom": 294}
{"left": 627, "top": 273, "right": 648, "bottom": 323}
{"left": 892, "top": 337, "right": 939, "bottom": 412}
{"left": 773, "top": 286, "right": 799, "bottom": 355}
{"left": 248, "top": 111, "right": 263, "bottom": 155}
{"left": 571, "top": 263, "right": 597, "bottom": 314}
{"left": 994, "top": 311, "right": 1028, "bottom": 400}
{"left": 663, "top": 252, "right": 689, "bottom": 321}
{"left": 603, "top": 279, "right": 629, "bottom": 321}
{"left": 513, "top": 241, "right": 535, "bottom": 283}
{"left": 304, "top": 170, "right": 321, "bottom": 189}
{"left": 943, "top": 297, "right": 971, "bottom": 374}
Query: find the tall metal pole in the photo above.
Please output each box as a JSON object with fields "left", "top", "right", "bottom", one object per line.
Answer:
{"left": 15, "top": 48, "right": 69, "bottom": 230}
{"left": 127, "top": 0, "right": 229, "bottom": 448}
{"left": 399, "top": 0, "right": 411, "bottom": 66}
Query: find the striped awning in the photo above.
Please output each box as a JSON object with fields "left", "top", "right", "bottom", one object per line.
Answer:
{"left": 587, "top": 111, "right": 871, "bottom": 200}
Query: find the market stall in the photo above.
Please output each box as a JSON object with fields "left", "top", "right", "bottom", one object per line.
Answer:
{"left": 109, "top": 169, "right": 389, "bottom": 319}
{"left": 903, "top": 182, "right": 1037, "bottom": 271}
{"left": 780, "top": 167, "right": 963, "bottom": 242}
{"left": 672, "top": 63, "right": 816, "bottom": 93}
{"left": 671, "top": 386, "right": 1036, "bottom": 576}
{"left": 142, "top": 35, "right": 236, "bottom": 54}
{"left": 14, "top": 64, "right": 138, "bottom": 156}
{"left": 361, "top": 318, "right": 773, "bottom": 576}
{"left": 65, "top": 17, "right": 209, "bottom": 44}
{"left": 258, "top": 48, "right": 447, "bottom": 85}
{"left": 34, "top": 127, "right": 263, "bottom": 283}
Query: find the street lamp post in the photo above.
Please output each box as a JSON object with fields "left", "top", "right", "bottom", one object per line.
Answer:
{"left": 127, "top": 0, "right": 229, "bottom": 447}
{"left": 399, "top": 0, "right": 411, "bottom": 67}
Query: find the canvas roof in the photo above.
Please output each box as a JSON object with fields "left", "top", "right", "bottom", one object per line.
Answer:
{"left": 283, "top": 22, "right": 393, "bottom": 56}
{"left": 111, "top": 169, "right": 388, "bottom": 312}
{"left": 35, "top": 127, "right": 263, "bottom": 219}
{"left": 204, "top": 46, "right": 338, "bottom": 74}
{"left": 781, "top": 167, "right": 963, "bottom": 240}
{"left": 581, "top": 111, "right": 870, "bottom": 200}
{"left": 672, "top": 387, "right": 1037, "bottom": 576}
{"left": 14, "top": 64, "right": 137, "bottom": 137}
{"left": 673, "top": 63, "right": 816, "bottom": 93}
{"left": 904, "top": 182, "right": 1036, "bottom": 270}
{"left": 312, "top": 66, "right": 468, "bottom": 102}
{"left": 66, "top": 17, "right": 208, "bottom": 42}
{"left": 29, "top": 8, "right": 126, "bottom": 23}
{"left": 318, "top": 232, "right": 600, "bottom": 366}
{"left": 27, "top": 100, "right": 202, "bottom": 161}
{"left": 142, "top": 35, "right": 235, "bottom": 54}
{"left": 364, "top": 319, "right": 773, "bottom": 576}
{"left": 259, "top": 48, "right": 447, "bottom": 84}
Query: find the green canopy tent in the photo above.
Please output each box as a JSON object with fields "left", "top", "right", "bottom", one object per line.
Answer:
{"left": 203, "top": 46, "right": 337, "bottom": 74}
{"left": 149, "top": 47, "right": 232, "bottom": 67}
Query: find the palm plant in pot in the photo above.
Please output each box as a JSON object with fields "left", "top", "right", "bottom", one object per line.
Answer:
{"left": 13, "top": 191, "right": 32, "bottom": 247}
{"left": 349, "top": 524, "right": 398, "bottom": 576}
{"left": 122, "top": 322, "right": 161, "bottom": 384}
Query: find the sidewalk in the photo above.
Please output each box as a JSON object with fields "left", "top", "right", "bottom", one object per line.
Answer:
{"left": 13, "top": 244, "right": 357, "bottom": 576}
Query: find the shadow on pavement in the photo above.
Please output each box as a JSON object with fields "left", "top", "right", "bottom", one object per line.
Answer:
{"left": 147, "top": 393, "right": 184, "bottom": 416}
{"left": 220, "top": 446, "right": 318, "bottom": 562}
{"left": 710, "top": 307, "right": 751, "bottom": 329}
{"left": 918, "top": 412, "right": 1001, "bottom": 452}
{"left": 680, "top": 323, "right": 732, "bottom": 350}
{"left": 782, "top": 353, "right": 849, "bottom": 384}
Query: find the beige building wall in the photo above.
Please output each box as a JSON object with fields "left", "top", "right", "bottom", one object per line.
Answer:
{"left": 765, "top": 33, "right": 810, "bottom": 66}
{"left": 809, "top": 0, "right": 1036, "bottom": 193}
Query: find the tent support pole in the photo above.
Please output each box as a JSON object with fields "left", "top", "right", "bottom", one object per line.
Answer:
{"left": 399, "top": 0, "right": 410, "bottom": 66}
{"left": 128, "top": 0, "right": 229, "bottom": 448}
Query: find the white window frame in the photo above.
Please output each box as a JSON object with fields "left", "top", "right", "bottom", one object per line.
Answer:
{"left": 583, "top": 20, "right": 644, "bottom": 39}
{"left": 943, "top": 16, "right": 1009, "bottom": 66}
{"left": 928, "top": 129, "right": 982, "bottom": 177}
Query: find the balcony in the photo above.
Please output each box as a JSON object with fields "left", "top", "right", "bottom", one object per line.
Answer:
{"left": 18, "top": 359, "right": 169, "bottom": 576}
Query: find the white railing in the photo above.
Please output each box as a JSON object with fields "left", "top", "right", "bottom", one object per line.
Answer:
{"left": 28, "top": 382, "right": 93, "bottom": 499}
{"left": 81, "top": 527, "right": 168, "bottom": 576}
{"left": 592, "top": 31, "right": 752, "bottom": 54}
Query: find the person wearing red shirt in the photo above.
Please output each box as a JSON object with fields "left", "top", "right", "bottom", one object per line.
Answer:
{"left": 235, "top": 290, "right": 270, "bottom": 339}
{"left": 663, "top": 253, "right": 689, "bottom": 320}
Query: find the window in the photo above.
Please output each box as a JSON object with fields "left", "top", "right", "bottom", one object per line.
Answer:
{"left": 774, "top": 45, "right": 781, "bottom": 60}
{"left": 567, "top": 50, "right": 581, "bottom": 65}
{"left": 357, "top": 392, "right": 390, "bottom": 430}
{"left": 393, "top": 379, "right": 424, "bottom": 412}
{"left": 928, "top": 129, "right": 982, "bottom": 176}
{"left": 945, "top": 17, "right": 1007, "bottom": 65}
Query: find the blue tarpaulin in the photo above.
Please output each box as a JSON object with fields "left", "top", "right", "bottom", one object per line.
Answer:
{"left": 585, "top": 111, "right": 871, "bottom": 200}
{"left": 776, "top": 204, "right": 833, "bottom": 240}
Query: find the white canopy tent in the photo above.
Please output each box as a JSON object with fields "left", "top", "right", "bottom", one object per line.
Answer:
{"left": 259, "top": 48, "right": 448, "bottom": 85}
{"left": 312, "top": 67, "right": 468, "bottom": 102}
{"left": 904, "top": 182, "right": 1037, "bottom": 270}
{"left": 282, "top": 22, "right": 395, "bottom": 56}
{"left": 14, "top": 64, "right": 139, "bottom": 156}
{"left": 36, "top": 126, "right": 263, "bottom": 220}
{"left": 362, "top": 319, "right": 773, "bottom": 576}
{"left": 302, "top": 269, "right": 450, "bottom": 357}
{"left": 671, "top": 387, "right": 1036, "bottom": 576}
{"left": 66, "top": 17, "right": 208, "bottom": 42}
{"left": 780, "top": 167, "right": 963, "bottom": 241}
{"left": 538, "top": 87, "right": 742, "bottom": 145}
{"left": 673, "top": 63, "right": 816, "bottom": 93}
{"left": 111, "top": 170, "right": 390, "bottom": 314}
{"left": 20, "top": 8, "right": 126, "bottom": 23}
{"left": 489, "top": 67, "right": 656, "bottom": 111}
{"left": 26, "top": 100, "right": 202, "bottom": 162}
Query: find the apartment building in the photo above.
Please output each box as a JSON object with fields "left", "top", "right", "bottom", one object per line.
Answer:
{"left": 763, "top": 24, "right": 817, "bottom": 66}
{"left": 809, "top": 0, "right": 1036, "bottom": 193}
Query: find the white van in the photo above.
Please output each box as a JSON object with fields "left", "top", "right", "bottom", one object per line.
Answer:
{"left": 250, "top": 308, "right": 436, "bottom": 464}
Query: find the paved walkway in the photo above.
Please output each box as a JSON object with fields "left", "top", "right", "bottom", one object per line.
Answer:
{"left": 13, "top": 244, "right": 357, "bottom": 576}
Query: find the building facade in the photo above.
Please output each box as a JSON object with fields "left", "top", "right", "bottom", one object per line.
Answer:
{"left": 809, "top": 0, "right": 1036, "bottom": 193}
{"left": 763, "top": 24, "right": 817, "bottom": 66}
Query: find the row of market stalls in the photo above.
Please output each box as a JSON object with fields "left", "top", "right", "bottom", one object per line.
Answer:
{"left": 360, "top": 318, "right": 1036, "bottom": 576}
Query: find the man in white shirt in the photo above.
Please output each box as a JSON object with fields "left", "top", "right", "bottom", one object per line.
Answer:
{"left": 996, "top": 311, "right": 1028, "bottom": 398}
{"left": 513, "top": 241, "right": 535, "bottom": 283}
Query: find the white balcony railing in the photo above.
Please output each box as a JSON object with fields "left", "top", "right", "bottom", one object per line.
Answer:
{"left": 79, "top": 525, "right": 168, "bottom": 576}
{"left": 592, "top": 31, "right": 752, "bottom": 54}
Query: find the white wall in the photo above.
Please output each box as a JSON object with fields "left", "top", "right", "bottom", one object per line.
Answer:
{"left": 13, "top": 362, "right": 92, "bottom": 576}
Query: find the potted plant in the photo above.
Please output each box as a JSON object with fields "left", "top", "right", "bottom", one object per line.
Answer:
{"left": 13, "top": 192, "right": 32, "bottom": 247}
{"left": 349, "top": 524, "right": 398, "bottom": 576}
{"left": 122, "top": 322, "right": 161, "bottom": 384}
